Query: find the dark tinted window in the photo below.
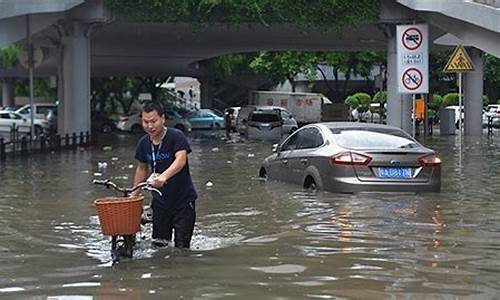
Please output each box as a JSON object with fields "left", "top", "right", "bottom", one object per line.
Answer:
{"left": 330, "top": 128, "right": 419, "bottom": 149}
{"left": 296, "top": 128, "right": 324, "bottom": 149}
{"left": 249, "top": 112, "right": 281, "bottom": 123}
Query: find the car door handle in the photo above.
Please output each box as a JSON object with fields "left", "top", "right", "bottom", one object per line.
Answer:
{"left": 300, "top": 158, "right": 308, "bottom": 165}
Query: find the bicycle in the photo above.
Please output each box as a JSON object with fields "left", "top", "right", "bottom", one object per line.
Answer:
{"left": 92, "top": 179, "right": 161, "bottom": 263}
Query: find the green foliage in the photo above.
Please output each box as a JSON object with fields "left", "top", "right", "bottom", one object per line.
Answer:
{"left": 15, "top": 78, "right": 56, "bottom": 98}
{"left": 372, "top": 91, "right": 387, "bottom": 103}
{"left": 345, "top": 92, "right": 371, "bottom": 114}
{"left": 209, "top": 53, "right": 257, "bottom": 80}
{"left": 485, "top": 54, "right": 500, "bottom": 87}
{"left": 482, "top": 95, "right": 489, "bottom": 106}
{"left": 443, "top": 92, "right": 459, "bottom": 107}
{"left": 0, "top": 45, "right": 18, "bottom": 68}
{"left": 429, "top": 94, "right": 443, "bottom": 111}
{"left": 105, "top": 0, "right": 380, "bottom": 31}
{"left": 344, "top": 95, "right": 359, "bottom": 109}
{"left": 250, "top": 51, "right": 318, "bottom": 90}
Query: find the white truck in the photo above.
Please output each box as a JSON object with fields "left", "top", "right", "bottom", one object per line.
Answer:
{"left": 248, "top": 90, "right": 347, "bottom": 125}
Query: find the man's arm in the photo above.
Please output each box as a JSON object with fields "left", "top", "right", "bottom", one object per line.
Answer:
{"left": 150, "top": 150, "right": 187, "bottom": 188}
{"left": 132, "top": 161, "right": 149, "bottom": 195}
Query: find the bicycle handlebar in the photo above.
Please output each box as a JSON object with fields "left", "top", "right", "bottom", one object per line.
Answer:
{"left": 92, "top": 179, "right": 162, "bottom": 197}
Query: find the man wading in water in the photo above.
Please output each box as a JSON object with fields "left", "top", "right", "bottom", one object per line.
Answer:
{"left": 132, "top": 101, "right": 198, "bottom": 248}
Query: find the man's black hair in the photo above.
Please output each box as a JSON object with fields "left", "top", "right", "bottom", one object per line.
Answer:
{"left": 142, "top": 101, "right": 164, "bottom": 116}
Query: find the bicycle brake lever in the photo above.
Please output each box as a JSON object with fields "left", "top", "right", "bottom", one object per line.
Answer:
{"left": 142, "top": 185, "right": 162, "bottom": 197}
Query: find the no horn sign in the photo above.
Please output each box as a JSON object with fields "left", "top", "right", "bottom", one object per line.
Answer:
{"left": 397, "top": 24, "right": 428, "bottom": 94}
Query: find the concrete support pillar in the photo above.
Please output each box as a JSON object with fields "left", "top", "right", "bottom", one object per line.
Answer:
{"left": 59, "top": 22, "right": 92, "bottom": 135}
{"left": 200, "top": 77, "right": 214, "bottom": 109}
{"left": 1, "top": 78, "right": 15, "bottom": 107}
{"left": 386, "top": 26, "right": 412, "bottom": 133}
{"left": 464, "top": 48, "right": 484, "bottom": 136}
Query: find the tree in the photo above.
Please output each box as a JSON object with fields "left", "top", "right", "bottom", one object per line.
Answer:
{"left": 249, "top": 51, "right": 318, "bottom": 91}
{"left": 0, "top": 45, "right": 18, "bottom": 68}
{"left": 105, "top": 0, "right": 380, "bottom": 32}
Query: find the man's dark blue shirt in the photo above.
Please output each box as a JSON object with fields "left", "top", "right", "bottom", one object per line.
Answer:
{"left": 135, "top": 128, "right": 197, "bottom": 210}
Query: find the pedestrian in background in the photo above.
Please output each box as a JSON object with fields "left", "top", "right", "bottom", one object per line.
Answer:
{"left": 225, "top": 108, "right": 234, "bottom": 139}
{"left": 132, "top": 101, "right": 198, "bottom": 249}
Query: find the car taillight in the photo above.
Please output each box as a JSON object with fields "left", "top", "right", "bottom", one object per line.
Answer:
{"left": 418, "top": 154, "right": 442, "bottom": 166}
{"left": 329, "top": 151, "right": 372, "bottom": 166}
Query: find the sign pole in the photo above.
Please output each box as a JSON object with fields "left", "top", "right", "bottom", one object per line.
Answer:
{"left": 412, "top": 94, "right": 416, "bottom": 137}
{"left": 26, "top": 14, "right": 35, "bottom": 141}
{"left": 458, "top": 72, "right": 462, "bottom": 136}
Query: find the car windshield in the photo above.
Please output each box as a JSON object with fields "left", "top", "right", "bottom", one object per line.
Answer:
{"left": 330, "top": 128, "right": 419, "bottom": 150}
{"left": 250, "top": 113, "right": 280, "bottom": 123}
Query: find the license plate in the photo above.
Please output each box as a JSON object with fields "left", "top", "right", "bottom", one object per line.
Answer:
{"left": 378, "top": 167, "right": 412, "bottom": 179}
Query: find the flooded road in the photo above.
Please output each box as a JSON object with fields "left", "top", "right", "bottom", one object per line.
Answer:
{"left": 0, "top": 130, "right": 500, "bottom": 299}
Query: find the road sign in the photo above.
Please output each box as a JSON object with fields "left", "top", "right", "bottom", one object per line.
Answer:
{"left": 443, "top": 46, "right": 475, "bottom": 73}
{"left": 397, "top": 24, "right": 428, "bottom": 94}
{"left": 402, "top": 68, "right": 423, "bottom": 91}
{"left": 401, "top": 27, "right": 422, "bottom": 50}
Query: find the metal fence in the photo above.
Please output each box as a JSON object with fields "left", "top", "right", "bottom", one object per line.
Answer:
{"left": 0, "top": 127, "right": 92, "bottom": 161}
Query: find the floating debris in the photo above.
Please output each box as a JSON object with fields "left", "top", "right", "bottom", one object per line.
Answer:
{"left": 205, "top": 181, "right": 214, "bottom": 187}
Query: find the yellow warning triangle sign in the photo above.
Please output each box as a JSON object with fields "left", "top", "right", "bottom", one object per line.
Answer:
{"left": 443, "top": 46, "right": 475, "bottom": 73}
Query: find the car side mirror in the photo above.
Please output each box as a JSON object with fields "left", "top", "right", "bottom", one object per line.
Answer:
{"left": 272, "top": 143, "right": 279, "bottom": 153}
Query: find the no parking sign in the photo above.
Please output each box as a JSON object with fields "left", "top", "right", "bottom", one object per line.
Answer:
{"left": 397, "top": 24, "right": 428, "bottom": 94}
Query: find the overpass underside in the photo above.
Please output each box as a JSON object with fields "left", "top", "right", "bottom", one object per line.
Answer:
{"left": 0, "top": 0, "right": 498, "bottom": 136}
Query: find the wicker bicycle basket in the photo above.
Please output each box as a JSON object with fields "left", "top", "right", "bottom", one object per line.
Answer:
{"left": 94, "top": 196, "right": 144, "bottom": 236}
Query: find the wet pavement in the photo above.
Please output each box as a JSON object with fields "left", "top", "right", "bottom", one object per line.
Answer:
{"left": 0, "top": 130, "right": 500, "bottom": 299}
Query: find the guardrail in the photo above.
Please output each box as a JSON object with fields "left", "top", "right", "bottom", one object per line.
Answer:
{"left": 0, "top": 126, "right": 92, "bottom": 161}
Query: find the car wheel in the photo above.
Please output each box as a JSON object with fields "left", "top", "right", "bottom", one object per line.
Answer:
{"left": 304, "top": 176, "right": 317, "bottom": 192}
{"left": 101, "top": 123, "right": 113, "bottom": 134}
{"left": 259, "top": 167, "right": 267, "bottom": 179}
{"left": 174, "top": 124, "right": 185, "bottom": 132}
{"left": 131, "top": 124, "right": 143, "bottom": 133}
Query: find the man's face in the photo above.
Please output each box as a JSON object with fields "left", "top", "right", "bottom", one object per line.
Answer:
{"left": 142, "top": 110, "right": 165, "bottom": 137}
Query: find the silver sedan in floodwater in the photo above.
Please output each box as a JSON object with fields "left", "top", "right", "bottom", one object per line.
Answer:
{"left": 259, "top": 122, "right": 441, "bottom": 193}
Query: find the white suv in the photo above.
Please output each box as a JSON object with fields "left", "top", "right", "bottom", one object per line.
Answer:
{"left": 15, "top": 103, "right": 57, "bottom": 120}
{"left": 237, "top": 105, "right": 298, "bottom": 135}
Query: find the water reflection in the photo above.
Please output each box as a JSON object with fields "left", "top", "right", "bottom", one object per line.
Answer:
{"left": 0, "top": 131, "right": 499, "bottom": 298}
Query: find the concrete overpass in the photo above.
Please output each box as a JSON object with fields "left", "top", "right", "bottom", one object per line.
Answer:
{"left": 0, "top": 0, "right": 499, "bottom": 136}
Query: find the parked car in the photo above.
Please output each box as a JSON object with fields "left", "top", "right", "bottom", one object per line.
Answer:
{"left": 444, "top": 105, "right": 490, "bottom": 129}
{"left": 485, "top": 104, "right": 500, "bottom": 127}
{"left": 186, "top": 109, "right": 224, "bottom": 129}
{"left": 92, "top": 112, "right": 117, "bottom": 133}
{"left": 0, "top": 110, "right": 50, "bottom": 140}
{"left": 15, "top": 103, "right": 57, "bottom": 119}
{"left": 237, "top": 105, "right": 297, "bottom": 135}
{"left": 45, "top": 109, "right": 117, "bottom": 134}
{"left": 246, "top": 108, "right": 284, "bottom": 141}
{"left": 259, "top": 122, "right": 441, "bottom": 193}
{"left": 116, "top": 110, "right": 192, "bottom": 133}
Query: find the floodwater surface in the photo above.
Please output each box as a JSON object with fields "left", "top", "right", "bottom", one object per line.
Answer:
{"left": 0, "top": 130, "right": 500, "bottom": 299}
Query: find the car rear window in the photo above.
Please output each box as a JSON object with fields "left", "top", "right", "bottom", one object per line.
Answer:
{"left": 249, "top": 113, "right": 280, "bottom": 123}
{"left": 330, "top": 128, "right": 419, "bottom": 149}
